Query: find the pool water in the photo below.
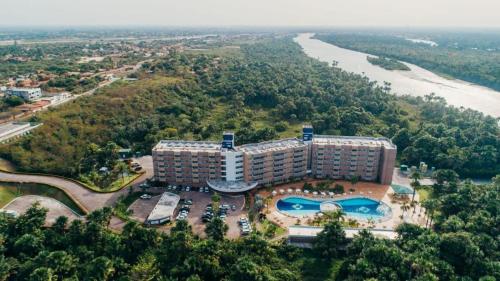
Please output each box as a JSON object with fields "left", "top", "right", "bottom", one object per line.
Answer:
{"left": 276, "top": 196, "right": 390, "bottom": 220}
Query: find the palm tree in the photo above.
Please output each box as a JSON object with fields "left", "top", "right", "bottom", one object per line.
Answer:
{"left": 116, "top": 161, "right": 129, "bottom": 184}
{"left": 400, "top": 201, "right": 410, "bottom": 219}
{"left": 350, "top": 175, "right": 359, "bottom": 191}
{"left": 410, "top": 201, "right": 418, "bottom": 216}
{"left": 421, "top": 199, "right": 438, "bottom": 228}
{"left": 410, "top": 171, "right": 422, "bottom": 202}
{"left": 323, "top": 209, "right": 345, "bottom": 223}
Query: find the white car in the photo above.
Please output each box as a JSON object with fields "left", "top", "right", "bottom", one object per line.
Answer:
{"left": 140, "top": 194, "right": 152, "bottom": 200}
{"left": 186, "top": 186, "right": 191, "bottom": 192}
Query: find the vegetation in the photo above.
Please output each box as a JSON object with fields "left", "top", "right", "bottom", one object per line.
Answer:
{"left": 314, "top": 174, "right": 500, "bottom": 280}
{"left": 1, "top": 36, "right": 498, "bottom": 181}
{"left": 0, "top": 182, "right": 85, "bottom": 215}
{"left": 316, "top": 32, "right": 500, "bottom": 91}
{"left": 0, "top": 173, "right": 495, "bottom": 280}
{"left": 367, "top": 56, "right": 410, "bottom": 71}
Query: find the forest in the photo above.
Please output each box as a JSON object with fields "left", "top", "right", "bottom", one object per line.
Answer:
{"left": 366, "top": 56, "right": 410, "bottom": 71}
{"left": 0, "top": 36, "right": 499, "bottom": 179}
{"left": 315, "top": 32, "right": 500, "bottom": 91}
{"left": 0, "top": 173, "right": 497, "bottom": 280}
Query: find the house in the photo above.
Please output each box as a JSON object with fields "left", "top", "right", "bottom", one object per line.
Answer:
{"left": 5, "top": 87, "right": 42, "bottom": 101}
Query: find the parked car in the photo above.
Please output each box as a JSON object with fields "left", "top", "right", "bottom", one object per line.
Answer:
{"left": 185, "top": 186, "right": 191, "bottom": 192}
{"left": 140, "top": 194, "right": 152, "bottom": 200}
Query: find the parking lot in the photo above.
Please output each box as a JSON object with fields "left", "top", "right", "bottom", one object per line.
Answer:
{"left": 128, "top": 194, "right": 162, "bottom": 222}
{"left": 127, "top": 186, "right": 247, "bottom": 238}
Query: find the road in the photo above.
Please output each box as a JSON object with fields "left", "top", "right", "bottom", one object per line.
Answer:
{"left": 0, "top": 156, "right": 154, "bottom": 214}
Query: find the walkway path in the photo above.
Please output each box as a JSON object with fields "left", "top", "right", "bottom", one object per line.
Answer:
{"left": 0, "top": 156, "right": 153, "bottom": 213}
{"left": 3, "top": 195, "right": 82, "bottom": 226}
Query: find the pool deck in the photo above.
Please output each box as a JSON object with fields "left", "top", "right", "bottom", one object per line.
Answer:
{"left": 258, "top": 179, "right": 427, "bottom": 230}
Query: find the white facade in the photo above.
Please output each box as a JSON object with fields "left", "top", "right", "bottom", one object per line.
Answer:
{"left": 222, "top": 151, "right": 244, "bottom": 181}
{"left": 5, "top": 87, "right": 42, "bottom": 101}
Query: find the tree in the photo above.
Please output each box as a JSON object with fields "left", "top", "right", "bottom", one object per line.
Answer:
{"left": 350, "top": 175, "right": 360, "bottom": 190}
{"left": 410, "top": 170, "right": 422, "bottom": 202}
{"left": 116, "top": 161, "right": 129, "bottom": 184}
{"left": 313, "top": 220, "right": 347, "bottom": 259}
{"left": 205, "top": 217, "right": 228, "bottom": 241}
{"left": 85, "top": 256, "right": 115, "bottom": 281}
{"left": 421, "top": 199, "right": 439, "bottom": 228}
{"left": 400, "top": 201, "right": 410, "bottom": 220}
{"left": 322, "top": 209, "right": 345, "bottom": 223}
{"left": 28, "top": 268, "right": 55, "bottom": 281}
{"left": 129, "top": 253, "right": 160, "bottom": 281}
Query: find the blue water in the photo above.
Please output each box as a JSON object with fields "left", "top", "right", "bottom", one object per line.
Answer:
{"left": 276, "top": 196, "right": 389, "bottom": 220}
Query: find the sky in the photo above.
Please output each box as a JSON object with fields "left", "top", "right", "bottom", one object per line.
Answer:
{"left": 1, "top": 0, "right": 500, "bottom": 28}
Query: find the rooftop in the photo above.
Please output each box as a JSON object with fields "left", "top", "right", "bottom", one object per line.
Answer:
{"left": 7, "top": 87, "right": 41, "bottom": 92}
{"left": 313, "top": 135, "right": 396, "bottom": 149}
{"left": 153, "top": 140, "right": 221, "bottom": 152}
{"left": 146, "top": 192, "right": 180, "bottom": 222}
{"left": 288, "top": 226, "right": 397, "bottom": 240}
{"left": 237, "top": 138, "right": 307, "bottom": 154}
{"left": 207, "top": 180, "right": 258, "bottom": 193}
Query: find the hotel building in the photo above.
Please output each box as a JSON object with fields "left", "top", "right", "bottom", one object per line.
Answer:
{"left": 152, "top": 126, "right": 396, "bottom": 192}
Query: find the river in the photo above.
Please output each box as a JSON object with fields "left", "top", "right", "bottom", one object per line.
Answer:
{"left": 294, "top": 33, "right": 500, "bottom": 117}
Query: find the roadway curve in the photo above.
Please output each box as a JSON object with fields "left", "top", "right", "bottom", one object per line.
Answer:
{"left": 0, "top": 156, "right": 153, "bottom": 213}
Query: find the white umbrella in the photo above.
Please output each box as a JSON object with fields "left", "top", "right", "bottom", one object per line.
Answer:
{"left": 328, "top": 191, "right": 334, "bottom": 196}
{"left": 320, "top": 192, "right": 326, "bottom": 197}
{"left": 312, "top": 191, "right": 318, "bottom": 196}
{"left": 279, "top": 189, "right": 285, "bottom": 194}
{"left": 304, "top": 190, "right": 310, "bottom": 194}
{"left": 295, "top": 188, "right": 301, "bottom": 193}
{"left": 271, "top": 190, "right": 277, "bottom": 196}
{"left": 287, "top": 188, "right": 293, "bottom": 193}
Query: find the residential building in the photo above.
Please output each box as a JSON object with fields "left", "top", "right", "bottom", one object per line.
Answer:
{"left": 152, "top": 125, "right": 397, "bottom": 192}
{"left": 5, "top": 87, "right": 42, "bottom": 101}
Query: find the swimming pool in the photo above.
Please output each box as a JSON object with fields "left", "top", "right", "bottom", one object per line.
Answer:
{"left": 276, "top": 196, "right": 391, "bottom": 220}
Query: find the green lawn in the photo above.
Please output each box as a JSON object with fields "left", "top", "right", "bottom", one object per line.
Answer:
{"left": 0, "top": 186, "right": 19, "bottom": 208}
{"left": 416, "top": 187, "right": 431, "bottom": 201}
{"left": 80, "top": 172, "right": 143, "bottom": 193}
{"left": 107, "top": 174, "right": 142, "bottom": 191}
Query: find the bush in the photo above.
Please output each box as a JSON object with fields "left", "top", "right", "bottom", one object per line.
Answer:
{"left": 333, "top": 184, "right": 344, "bottom": 194}
{"left": 274, "top": 121, "right": 288, "bottom": 132}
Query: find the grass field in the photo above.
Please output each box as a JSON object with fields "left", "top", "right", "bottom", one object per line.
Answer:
{"left": 416, "top": 186, "right": 431, "bottom": 201}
